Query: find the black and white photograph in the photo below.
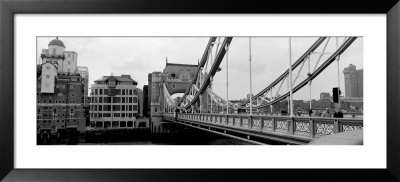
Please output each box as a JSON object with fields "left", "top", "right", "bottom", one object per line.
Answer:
{"left": 2, "top": 1, "right": 398, "bottom": 179}
{"left": 36, "top": 36, "right": 363, "bottom": 145}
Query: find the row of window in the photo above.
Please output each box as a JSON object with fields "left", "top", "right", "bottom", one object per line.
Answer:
{"left": 90, "top": 96, "right": 138, "bottom": 103}
{"left": 90, "top": 105, "right": 138, "bottom": 111}
{"left": 38, "top": 106, "right": 79, "bottom": 110}
{"left": 38, "top": 92, "right": 80, "bottom": 98}
{"left": 55, "top": 84, "right": 77, "bottom": 89}
{"left": 39, "top": 84, "right": 79, "bottom": 90}
{"left": 92, "top": 88, "right": 137, "bottom": 95}
{"left": 50, "top": 49, "right": 73, "bottom": 57}
{"left": 153, "top": 83, "right": 176, "bottom": 88}
{"left": 90, "top": 113, "right": 136, "bottom": 118}
{"left": 37, "top": 115, "right": 76, "bottom": 120}
{"left": 94, "top": 81, "right": 134, "bottom": 86}
{"left": 44, "top": 74, "right": 76, "bottom": 80}
{"left": 37, "top": 99, "right": 80, "bottom": 104}
{"left": 38, "top": 119, "right": 65, "bottom": 123}
{"left": 38, "top": 119, "right": 77, "bottom": 124}
{"left": 93, "top": 121, "right": 134, "bottom": 128}
{"left": 37, "top": 113, "right": 74, "bottom": 118}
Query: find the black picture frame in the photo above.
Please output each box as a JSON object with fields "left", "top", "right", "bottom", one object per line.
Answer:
{"left": 1, "top": 0, "right": 399, "bottom": 181}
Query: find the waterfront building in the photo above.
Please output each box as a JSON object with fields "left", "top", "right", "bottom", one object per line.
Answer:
{"left": 40, "top": 37, "right": 78, "bottom": 74}
{"left": 37, "top": 37, "right": 86, "bottom": 133}
{"left": 142, "top": 85, "right": 150, "bottom": 117}
{"left": 137, "top": 88, "right": 143, "bottom": 117}
{"left": 343, "top": 64, "right": 363, "bottom": 98}
{"left": 320, "top": 92, "right": 331, "bottom": 100}
{"left": 77, "top": 66, "right": 89, "bottom": 107}
{"left": 77, "top": 66, "right": 90, "bottom": 126}
{"left": 149, "top": 71, "right": 163, "bottom": 118}
{"left": 148, "top": 62, "right": 198, "bottom": 126}
{"left": 341, "top": 97, "right": 363, "bottom": 112}
{"left": 89, "top": 74, "right": 139, "bottom": 128}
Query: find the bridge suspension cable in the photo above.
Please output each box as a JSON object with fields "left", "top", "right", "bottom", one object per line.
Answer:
{"left": 247, "top": 37, "right": 357, "bottom": 109}
{"left": 170, "top": 36, "right": 356, "bottom": 115}
{"left": 240, "top": 37, "right": 327, "bottom": 107}
{"left": 180, "top": 37, "right": 233, "bottom": 109}
{"left": 249, "top": 37, "right": 253, "bottom": 115}
{"left": 225, "top": 43, "right": 229, "bottom": 114}
{"left": 288, "top": 37, "right": 294, "bottom": 117}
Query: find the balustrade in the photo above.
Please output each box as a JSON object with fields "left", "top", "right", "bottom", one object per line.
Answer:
{"left": 162, "top": 112, "right": 363, "bottom": 138}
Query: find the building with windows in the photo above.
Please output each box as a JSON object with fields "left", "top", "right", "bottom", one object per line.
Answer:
{"left": 37, "top": 37, "right": 86, "bottom": 134}
{"left": 137, "top": 88, "right": 143, "bottom": 117}
{"left": 343, "top": 64, "right": 363, "bottom": 98}
{"left": 77, "top": 66, "right": 90, "bottom": 126}
{"left": 142, "top": 85, "right": 150, "bottom": 118}
{"left": 148, "top": 62, "right": 198, "bottom": 126}
{"left": 37, "top": 71, "right": 86, "bottom": 133}
{"left": 320, "top": 92, "right": 331, "bottom": 100}
{"left": 40, "top": 37, "right": 78, "bottom": 74}
{"left": 77, "top": 66, "right": 89, "bottom": 107}
{"left": 89, "top": 74, "right": 139, "bottom": 128}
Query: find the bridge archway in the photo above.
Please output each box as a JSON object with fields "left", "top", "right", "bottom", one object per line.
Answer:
{"left": 149, "top": 62, "right": 199, "bottom": 126}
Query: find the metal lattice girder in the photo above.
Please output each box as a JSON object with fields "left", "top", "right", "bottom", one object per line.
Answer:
{"left": 240, "top": 37, "right": 327, "bottom": 106}
{"left": 181, "top": 37, "right": 217, "bottom": 100}
{"left": 207, "top": 88, "right": 234, "bottom": 108}
{"left": 182, "top": 37, "right": 233, "bottom": 109}
{"left": 163, "top": 83, "right": 176, "bottom": 107}
{"left": 192, "top": 84, "right": 199, "bottom": 92}
{"left": 252, "top": 37, "right": 357, "bottom": 109}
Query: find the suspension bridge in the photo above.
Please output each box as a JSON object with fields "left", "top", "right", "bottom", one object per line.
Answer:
{"left": 150, "top": 37, "right": 363, "bottom": 145}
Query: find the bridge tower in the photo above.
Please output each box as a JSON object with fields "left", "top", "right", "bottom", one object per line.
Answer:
{"left": 148, "top": 61, "right": 198, "bottom": 127}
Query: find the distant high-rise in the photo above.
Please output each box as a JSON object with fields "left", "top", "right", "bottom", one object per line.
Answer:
{"left": 343, "top": 64, "right": 363, "bottom": 98}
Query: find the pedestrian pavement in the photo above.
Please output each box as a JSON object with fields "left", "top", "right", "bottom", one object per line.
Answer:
{"left": 308, "top": 130, "right": 363, "bottom": 145}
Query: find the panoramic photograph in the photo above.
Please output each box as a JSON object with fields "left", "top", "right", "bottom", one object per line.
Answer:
{"left": 36, "top": 36, "right": 363, "bottom": 145}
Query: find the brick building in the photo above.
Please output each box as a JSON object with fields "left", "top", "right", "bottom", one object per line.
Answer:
{"left": 77, "top": 66, "right": 89, "bottom": 107}
{"left": 37, "top": 38, "right": 86, "bottom": 133}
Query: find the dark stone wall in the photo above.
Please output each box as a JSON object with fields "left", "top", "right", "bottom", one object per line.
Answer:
{"left": 37, "top": 74, "right": 86, "bottom": 132}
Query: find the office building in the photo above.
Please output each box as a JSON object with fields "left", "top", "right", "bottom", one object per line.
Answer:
{"left": 89, "top": 74, "right": 139, "bottom": 128}
{"left": 343, "top": 64, "right": 363, "bottom": 98}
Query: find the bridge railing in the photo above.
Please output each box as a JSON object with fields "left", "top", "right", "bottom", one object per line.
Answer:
{"left": 210, "top": 112, "right": 363, "bottom": 119}
{"left": 162, "top": 113, "right": 363, "bottom": 138}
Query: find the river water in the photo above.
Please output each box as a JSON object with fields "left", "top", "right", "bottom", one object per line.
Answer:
{"left": 81, "top": 126, "right": 254, "bottom": 145}
{"left": 39, "top": 122, "right": 257, "bottom": 145}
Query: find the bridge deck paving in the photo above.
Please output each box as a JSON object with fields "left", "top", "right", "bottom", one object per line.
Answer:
{"left": 308, "top": 130, "right": 363, "bottom": 145}
{"left": 165, "top": 116, "right": 312, "bottom": 145}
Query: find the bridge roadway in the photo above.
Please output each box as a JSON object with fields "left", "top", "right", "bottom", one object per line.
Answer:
{"left": 162, "top": 113, "right": 363, "bottom": 145}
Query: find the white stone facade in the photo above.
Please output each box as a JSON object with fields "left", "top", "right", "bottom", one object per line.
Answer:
{"left": 89, "top": 75, "right": 139, "bottom": 129}
{"left": 40, "top": 62, "right": 57, "bottom": 93}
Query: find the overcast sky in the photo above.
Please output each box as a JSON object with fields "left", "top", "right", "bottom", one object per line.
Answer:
{"left": 37, "top": 37, "right": 363, "bottom": 101}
